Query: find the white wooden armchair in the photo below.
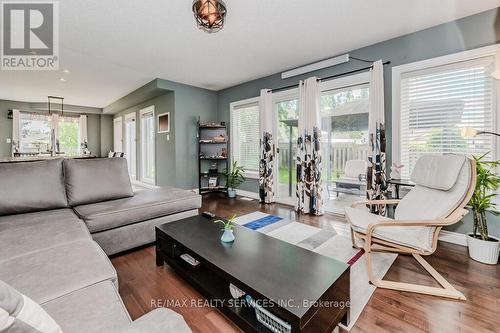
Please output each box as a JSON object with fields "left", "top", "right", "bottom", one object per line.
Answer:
{"left": 345, "top": 155, "right": 476, "bottom": 300}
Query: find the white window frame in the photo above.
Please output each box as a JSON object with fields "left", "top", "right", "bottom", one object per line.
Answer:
{"left": 113, "top": 116, "right": 123, "bottom": 153}
{"left": 230, "top": 97, "right": 260, "bottom": 179}
{"left": 139, "top": 106, "right": 155, "bottom": 185}
{"left": 392, "top": 44, "right": 500, "bottom": 167}
{"left": 124, "top": 112, "right": 137, "bottom": 180}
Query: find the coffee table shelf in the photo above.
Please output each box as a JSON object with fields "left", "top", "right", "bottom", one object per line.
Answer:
{"left": 156, "top": 215, "right": 350, "bottom": 333}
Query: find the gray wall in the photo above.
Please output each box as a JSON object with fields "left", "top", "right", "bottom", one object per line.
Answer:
{"left": 114, "top": 93, "right": 177, "bottom": 187}
{"left": 216, "top": 8, "right": 500, "bottom": 236}
{"left": 112, "top": 79, "right": 218, "bottom": 189}
{"left": 0, "top": 99, "right": 109, "bottom": 157}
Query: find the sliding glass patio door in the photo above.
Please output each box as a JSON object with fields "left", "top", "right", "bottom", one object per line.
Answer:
{"left": 320, "top": 73, "right": 370, "bottom": 214}
{"left": 273, "top": 92, "right": 299, "bottom": 205}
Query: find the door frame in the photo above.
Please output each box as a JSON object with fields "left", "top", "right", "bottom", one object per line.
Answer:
{"left": 124, "top": 112, "right": 137, "bottom": 180}
{"left": 139, "top": 105, "right": 155, "bottom": 185}
{"left": 271, "top": 88, "right": 299, "bottom": 204}
{"left": 113, "top": 117, "right": 123, "bottom": 153}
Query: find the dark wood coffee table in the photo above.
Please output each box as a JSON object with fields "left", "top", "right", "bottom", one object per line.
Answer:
{"left": 156, "top": 215, "right": 350, "bottom": 333}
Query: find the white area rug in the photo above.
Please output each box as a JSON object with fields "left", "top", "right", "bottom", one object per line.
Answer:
{"left": 234, "top": 212, "right": 397, "bottom": 331}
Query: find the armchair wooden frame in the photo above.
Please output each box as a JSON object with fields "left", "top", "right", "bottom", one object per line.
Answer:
{"left": 348, "top": 159, "right": 476, "bottom": 300}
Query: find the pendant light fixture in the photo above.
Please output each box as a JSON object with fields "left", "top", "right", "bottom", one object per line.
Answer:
{"left": 192, "top": 0, "right": 226, "bottom": 33}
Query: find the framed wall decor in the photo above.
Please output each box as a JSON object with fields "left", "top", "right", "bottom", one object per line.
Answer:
{"left": 157, "top": 112, "right": 170, "bottom": 133}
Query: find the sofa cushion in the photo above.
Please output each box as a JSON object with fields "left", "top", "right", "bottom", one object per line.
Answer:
{"left": 0, "top": 280, "right": 62, "bottom": 333}
{"left": 0, "top": 159, "right": 68, "bottom": 216}
{"left": 0, "top": 209, "right": 90, "bottom": 261}
{"left": 73, "top": 187, "right": 201, "bottom": 233}
{"left": 63, "top": 158, "right": 134, "bottom": 207}
{"left": 345, "top": 206, "right": 435, "bottom": 252}
{"left": 0, "top": 240, "right": 117, "bottom": 304}
{"left": 42, "top": 281, "right": 131, "bottom": 333}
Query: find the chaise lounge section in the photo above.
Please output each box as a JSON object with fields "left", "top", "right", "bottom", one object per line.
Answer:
{"left": 0, "top": 158, "right": 200, "bottom": 332}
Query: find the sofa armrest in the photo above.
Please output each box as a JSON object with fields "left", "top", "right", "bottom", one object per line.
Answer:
{"left": 122, "top": 308, "right": 192, "bottom": 333}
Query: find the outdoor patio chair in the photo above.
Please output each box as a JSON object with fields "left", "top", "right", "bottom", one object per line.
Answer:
{"left": 345, "top": 154, "right": 476, "bottom": 300}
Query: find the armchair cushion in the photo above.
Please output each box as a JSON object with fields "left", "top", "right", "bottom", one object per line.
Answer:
{"left": 396, "top": 156, "right": 471, "bottom": 221}
{"left": 345, "top": 207, "right": 435, "bottom": 252}
{"left": 410, "top": 155, "right": 466, "bottom": 191}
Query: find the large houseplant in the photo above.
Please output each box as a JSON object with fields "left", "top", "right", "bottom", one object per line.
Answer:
{"left": 467, "top": 153, "right": 500, "bottom": 264}
{"left": 222, "top": 161, "right": 246, "bottom": 198}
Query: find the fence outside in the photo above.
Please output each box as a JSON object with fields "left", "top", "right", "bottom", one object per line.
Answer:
{"left": 277, "top": 142, "right": 369, "bottom": 177}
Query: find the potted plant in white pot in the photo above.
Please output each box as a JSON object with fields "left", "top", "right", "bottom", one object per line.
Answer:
{"left": 222, "top": 161, "right": 246, "bottom": 198}
{"left": 467, "top": 153, "right": 500, "bottom": 264}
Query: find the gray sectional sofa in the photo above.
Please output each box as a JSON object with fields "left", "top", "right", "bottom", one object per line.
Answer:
{"left": 0, "top": 157, "right": 201, "bottom": 333}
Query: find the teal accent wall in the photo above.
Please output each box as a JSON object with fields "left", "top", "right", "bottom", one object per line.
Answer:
{"left": 111, "top": 79, "right": 218, "bottom": 189}
{"left": 215, "top": 8, "right": 500, "bottom": 236}
{"left": 0, "top": 99, "right": 108, "bottom": 157}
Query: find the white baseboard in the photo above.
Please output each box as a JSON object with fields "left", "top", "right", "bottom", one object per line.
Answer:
{"left": 236, "top": 189, "right": 260, "bottom": 200}
{"left": 438, "top": 230, "right": 468, "bottom": 247}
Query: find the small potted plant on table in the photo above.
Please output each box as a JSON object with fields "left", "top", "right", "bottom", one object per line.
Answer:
{"left": 214, "top": 215, "right": 236, "bottom": 243}
{"left": 222, "top": 161, "right": 246, "bottom": 198}
{"left": 467, "top": 153, "right": 500, "bottom": 264}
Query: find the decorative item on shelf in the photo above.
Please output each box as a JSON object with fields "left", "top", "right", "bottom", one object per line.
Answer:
{"left": 222, "top": 161, "right": 246, "bottom": 198}
{"left": 213, "top": 134, "right": 225, "bottom": 143}
{"left": 192, "top": 0, "right": 227, "bottom": 33}
{"left": 7, "top": 110, "right": 13, "bottom": 119}
{"left": 213, "top": 215, "right": 236, "bottom": 243}
{"left": 208, "top": 176, "right": 218, "bottom": 188}
{"left": 467, "top": 153, "right": 500, "bottom": 264}
{"left": 390, "top": 162, "right": 404, "bottom": 180}
{"left": 208, "top": 163, "right": 218, "bottom": 175}
{"left": 220, "top": 121, "right": 225, "bottom": 126}
{"left": 81, "top": 140, "right": 91, "bottom": 156}
{"left": 221, "top": 147, "right": 227, "bottom": 157}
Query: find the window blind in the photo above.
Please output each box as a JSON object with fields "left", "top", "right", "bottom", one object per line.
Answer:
{"left": 400, "top": 56, "right": 495, "bottom": 178}
{"left": 232, "top": 103, "right": 260, "bottom": 172}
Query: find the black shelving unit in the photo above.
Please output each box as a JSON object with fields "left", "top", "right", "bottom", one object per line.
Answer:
{"left": 198, "top": 118, "right": 229, "bottom": 195}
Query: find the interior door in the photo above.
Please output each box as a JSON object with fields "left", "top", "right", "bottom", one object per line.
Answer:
{"left": 113, "top": 117, "right": 123, "bottom": 153}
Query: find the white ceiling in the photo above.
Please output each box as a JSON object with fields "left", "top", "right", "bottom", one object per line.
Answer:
{"left": 1, "top": 0, "right": 499, "bottom": 108}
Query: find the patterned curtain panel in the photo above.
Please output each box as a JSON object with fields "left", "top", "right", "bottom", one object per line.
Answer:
{"left": 296, "top": 77, "right": 323, "bottom": 215}
{"left": 367, "top": 60, "right": 387, "bottom": 215}
{"left": 259, "top": 89, "right": 275, "bottom": 203}
{"left": 296, "top": 126, "right": 323, "bottom": 215}
{"left": 259, "top": 132, "right": 274, "bottom": 203}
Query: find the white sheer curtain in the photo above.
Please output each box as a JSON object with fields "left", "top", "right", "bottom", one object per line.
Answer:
{"left": 11, "top": 109, "right": 20, "bottom": 156}
{"left": 259, "top": 89, "right": 275, "bottom": 203}
{"left": 367, "top": 60, "right": 387, "bottom": 215}
{"left": 79, "top": 115, "right": 88, "bottom": 155}
{"left": 296, "top": 77, "right": 323, "bottom": 215}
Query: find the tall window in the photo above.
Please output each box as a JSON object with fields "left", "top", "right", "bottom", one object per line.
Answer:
{"left": 124, "top": 113, "right": 137, "bottom": 179}
{"left": 140, "top": 106, "right": 155, "bottom": 184}
{"left": 19, "top": 113, "right": 52, "bottom": 153}
{"left": 18, "top": 112, "right": 80, "bottom": 156}
{"left": 230, "top": 100, "right": 260, "bottom": 177}
{"left": 58, "top": 115, "right": 80, "bottom": 157}
{"left": 394, "top": 50, "right": 496, "bottom": 178}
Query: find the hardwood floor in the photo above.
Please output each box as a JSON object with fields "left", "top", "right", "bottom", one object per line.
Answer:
{"left": 112, "top": 193, "right": 500, "bottom": 333}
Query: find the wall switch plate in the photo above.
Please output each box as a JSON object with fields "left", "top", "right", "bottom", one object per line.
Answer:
{"left": 6, "top": 138, "right": 11, "bottom": 143}
{"left": 166, "top": 134, "right": 170, "bottom": 141}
